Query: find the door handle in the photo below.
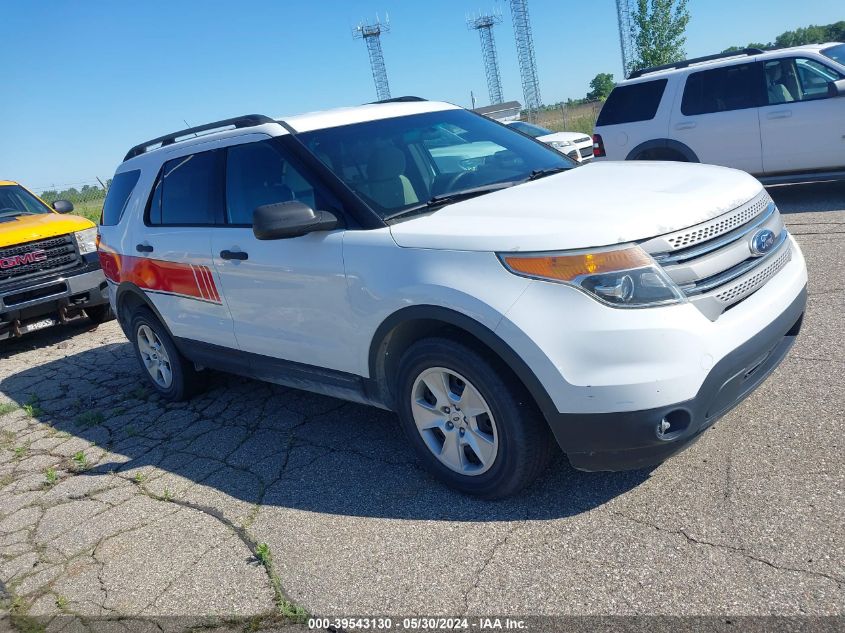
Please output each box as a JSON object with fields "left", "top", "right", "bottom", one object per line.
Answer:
{"left": 135, "top": 243, "right": 154, "bottom": 253}
{"left": 220, "top": 250, "right": 248, "bottom": 261}
{"left": 767, "top": 110, "right": 792, "bottom": 120}
{"left": 675, "top": 121, "right": 697, "bottom": 130}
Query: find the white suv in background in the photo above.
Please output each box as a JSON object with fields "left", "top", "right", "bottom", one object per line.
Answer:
{"left": 98, "top": 98, "right": 807, "bottom": 498}
{"left": 593, "top": 43, "right": 845, "bottom": 184}
{"left": 505, "top": 120, "right": 594, "bottom": 163}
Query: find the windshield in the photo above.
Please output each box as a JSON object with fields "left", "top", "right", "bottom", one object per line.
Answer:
{"left": 298, "top": 109, "right": 573, "bottom": 219}
{"left": 0, "top": 185, "right": 52, "bottom": 217}
{"left": 822, "top": 43, "right": 845, "bottom": 66}
{"left": 508, "top": 121, "right": 554, "bottom": 137}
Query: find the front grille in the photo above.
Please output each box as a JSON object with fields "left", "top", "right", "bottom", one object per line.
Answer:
{"left": 579, "top": 145, "right": 594, "bottom": 158}
{"left": 574, "top": 136, "right": 592, "bottom": 144}
{"left": 0, "top": 235, "right": 81, "bottom": 285}
{"left": 641, "top": 191, "right": 791, "bottom": 320}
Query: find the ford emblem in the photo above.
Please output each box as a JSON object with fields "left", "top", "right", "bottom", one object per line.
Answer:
{"left": 750, "top": 229, "right": 776, "bottom": 257}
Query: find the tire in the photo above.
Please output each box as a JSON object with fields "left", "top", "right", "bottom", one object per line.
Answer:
{"left": 128, "top": 307, "right": 203, "bottom": 401}
{"left": 395, "top": 337, "right": 555, "bottom": 498}
{"left": 635, "top": 149, "right": 688, "bottom": 162}
{"left": 84, "top": 304, "right": 115, "bottom": 324}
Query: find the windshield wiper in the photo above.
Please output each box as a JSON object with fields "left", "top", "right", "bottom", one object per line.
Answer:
{"left": 526, "top": 166, "right": 570, "bottom": 181}
{"left": 384, "top": 181, "right": 519, "bottom": 222}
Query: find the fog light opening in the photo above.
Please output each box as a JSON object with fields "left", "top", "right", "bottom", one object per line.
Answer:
{"left": 656, "top": 409, "right": 691, "bottom": 441}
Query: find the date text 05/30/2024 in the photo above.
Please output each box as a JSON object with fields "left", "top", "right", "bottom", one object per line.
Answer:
{"left": 307, "top": 617, "right": 527, "bottom": 630}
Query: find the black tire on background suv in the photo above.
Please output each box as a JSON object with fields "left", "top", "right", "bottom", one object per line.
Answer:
{"left": 129, "top": 307, "right": 203, "bottom": 401}
{"left": 395, "top": 337, "right": 556, "bottom": 498}
{"left": 84, "top": 304, "right": 115, "bottom": 324}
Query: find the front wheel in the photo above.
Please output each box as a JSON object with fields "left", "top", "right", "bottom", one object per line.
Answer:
{"left": 395, "top": 338, "right": 555, "bottom": 498}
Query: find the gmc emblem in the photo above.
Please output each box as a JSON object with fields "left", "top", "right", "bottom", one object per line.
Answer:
{"left": 0, "top": 249, "right": 48, "bottom": 269}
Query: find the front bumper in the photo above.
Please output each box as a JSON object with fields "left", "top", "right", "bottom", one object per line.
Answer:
{"left": 556, "top": 286, "right": 806, "bottom": 471}
{"left": 0, "top": 256, "right": 108, "bottom": 340}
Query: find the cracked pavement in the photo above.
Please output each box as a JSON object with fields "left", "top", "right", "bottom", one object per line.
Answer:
{"left": 0, "top": 184, "right": 842, "bottom": 629}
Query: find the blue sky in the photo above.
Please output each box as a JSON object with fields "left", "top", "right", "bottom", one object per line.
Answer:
{"left": 1, "top": 0, "right": 840, "bottom": 191}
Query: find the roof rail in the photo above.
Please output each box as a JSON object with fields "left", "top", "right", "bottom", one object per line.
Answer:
{"left": 123, "top": 114, "right": 277, "bottom": 162}
{"left": 369, "top": 95, "right": 428, "bottom": 104}
{"left": 627, "top": 48, "right": 765, "bottom": 79}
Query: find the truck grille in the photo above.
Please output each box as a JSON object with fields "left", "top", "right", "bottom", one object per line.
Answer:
{"left": 0, "top": 235, "right": 81, "bottom": 285}
{"left": 641, "top": 190, "right": 790, "bottom": 320}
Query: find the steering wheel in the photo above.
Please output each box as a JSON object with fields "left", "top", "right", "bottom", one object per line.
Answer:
{"left": 442, "top": 169, "right": 477, "bottom": 194}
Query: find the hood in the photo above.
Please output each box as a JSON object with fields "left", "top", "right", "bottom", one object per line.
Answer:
{"left": 538, "top": 131, "right": 592, "bottom": 145}
{"left": 389, "top": 161, "right": 763, "bottom": 252}
{"left": 0, "top": 212, "right": 94, "bottom": 248}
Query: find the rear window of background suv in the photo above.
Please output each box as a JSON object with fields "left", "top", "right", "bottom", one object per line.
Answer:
{"left": 101, "top": 170, "right": 140, "bottom": 226}
{"left": 596, "top": 79, "right": 668, "bottom": 126}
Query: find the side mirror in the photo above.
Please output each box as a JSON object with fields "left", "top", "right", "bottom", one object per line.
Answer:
{"left": 52, "top": 200, "right": 74, "bottom": 214}
{"left": 252, "top": 201, "right": 339, "bottom": 240}
{"left": 827, "top": 79, "right": 845, "bottom": 97}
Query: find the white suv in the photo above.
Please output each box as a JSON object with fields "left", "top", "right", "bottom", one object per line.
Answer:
{"left": 98, "top": 98, "right": 807, "bottom": 497}
{"left": 593, "top": 43, "right": 845, "bottom": 183}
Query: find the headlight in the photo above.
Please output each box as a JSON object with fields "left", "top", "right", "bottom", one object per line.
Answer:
{"left": 549, "top": 140, "right": 574, "bottom": 149}
{"left": 499, "top": 245, "right": 685, "bottom": 308}
{"left": 74, "top": 228, "right": 98, "bottom": 255}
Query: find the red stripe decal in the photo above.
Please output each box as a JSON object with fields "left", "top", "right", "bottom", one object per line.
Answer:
{"left": 98, "top": 252, "right": 222, "bottom": 304}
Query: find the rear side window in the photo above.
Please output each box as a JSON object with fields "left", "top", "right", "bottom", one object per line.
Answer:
{"left": 596, "top": 79, "right": 667, "bottom": 126}
{"left": 147, "top": 150, "right": 222, "bottom": 225}
{"left": 101, "top": 170, "right": 140, "bottom": 226}
{"left": 681, "top": 63, "right": 764, "bottom": 115}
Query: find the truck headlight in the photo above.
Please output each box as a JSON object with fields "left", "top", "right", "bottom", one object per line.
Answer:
{"left": 499, "top": 245, "right": 685, "bottom": 308}
{"left": 74, "top": 228, "right": 98, "bottom": 255}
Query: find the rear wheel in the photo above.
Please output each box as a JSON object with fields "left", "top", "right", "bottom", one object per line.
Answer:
{"left": 129, "top": 307, "right": 202, "bottom": 401}
{"left": 395, "top": 337, "right": 555, "bottom": 498}
{"left": 634, "top": 148, "right": 689, "bottom": 162}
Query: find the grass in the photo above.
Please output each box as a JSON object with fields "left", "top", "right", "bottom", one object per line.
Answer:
{"left": 133, "top": 472, "right": 145, "bottom": 483}
{"left": 23, "top": 395, "right": 42, "bottom": 418}
{"left": 76, "top": 411, "right": 105, "bottom": 428}
{"left": 69, "top": 199, "right": 102, "bottom": 224}
{"left": 55, "top": 595, "right": 68, "bottom": 610}
{"left": 72, "top": 451, "right": 88, "bottom": 471}
{"left": 44, "top": 468, "right": 58, "bottom": 487}
{"left": 255, "top": 542, "right": 272, "bottom": 566}
{"left": 534, "top": 102, "right": 600, "bottom": 137}
{"left": 251, "top": 542, "right": 308, "bottom": 621}
{"left": 0, "top": 402, "right": 19, "bottom": 416}
{"left": 13, "top": 443, "right": 30, "bottom": 460}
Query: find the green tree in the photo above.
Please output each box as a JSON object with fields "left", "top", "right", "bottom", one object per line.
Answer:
{"left": 722, "top": 20, "right": 845, "bottom": 52}
{"left": 630, "top": 0, "right": 691, "bottom": 72}
{"left": 586, "top": 73, "right": 615, "bottom": 101}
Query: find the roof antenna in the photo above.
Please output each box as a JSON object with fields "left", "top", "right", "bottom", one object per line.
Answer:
{"left": 183, "top": 120, "right": 199, "bottom": 137}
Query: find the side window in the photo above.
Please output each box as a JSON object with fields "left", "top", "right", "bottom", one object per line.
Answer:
{"left": 596, "top": 79, "right": 668, "bottom": 126}
{"left": 225, "top": 140, "right": 318, "bottom": 225}
{"left": 148, "top": 150, "right": 222, "bottom": 225}
{"left": 681, "top": 63, "right": 764, "bottom": 115}
{"left": 794, "top": 57, "right": 842, "bottom": 101}
{"left": 101, "top": 170, "right": 140, "bottom": 226}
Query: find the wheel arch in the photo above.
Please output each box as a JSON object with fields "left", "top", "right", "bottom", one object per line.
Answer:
{"left": 115, "top": 283, "right": 172, "bottom": 338}
{"left": 626, "top": 138, "right": 699, "bottom": 162}
{"left": 367, "top": 305, "right": 557, "bottom": 421}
